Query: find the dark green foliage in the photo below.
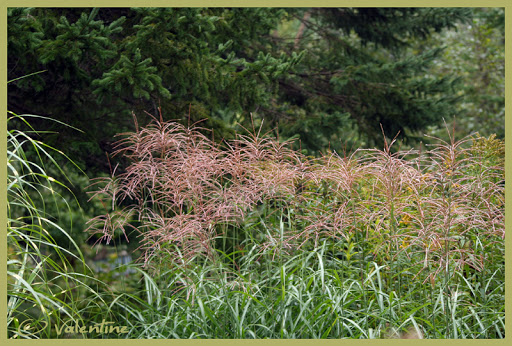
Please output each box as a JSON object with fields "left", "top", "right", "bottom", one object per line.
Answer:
{"left": 92, "top": 47, "right": 170, "bottom": 101}
{"left": 312, "top": 8, "right": 467, "bottom": 49}
{"left": 8, "top": 7, "right": 477, "bottom": 172}
{"left": 8, "top": 8, "right": 44, "bottom": 60}
{"left": 9, "top": 8, "right": 307, "bottom": 172}
{"left": 275, "top": 8, "right": 472, "bottom": 149}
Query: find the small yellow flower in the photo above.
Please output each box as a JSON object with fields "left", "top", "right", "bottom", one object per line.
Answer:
{"left": 400, "top": 214, "right": 411, "bottom": 226}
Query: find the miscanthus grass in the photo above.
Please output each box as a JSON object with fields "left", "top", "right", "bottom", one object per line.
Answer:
{"left": 85, "top": 111, "right": 504, "bottom": 339}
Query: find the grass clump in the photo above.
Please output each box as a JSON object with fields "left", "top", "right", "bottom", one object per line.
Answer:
{"left": 86, "top": 110, "right": 504, "bottom": 339}
{"left": 7, "top": 112, "right": 115, "bottom": 339}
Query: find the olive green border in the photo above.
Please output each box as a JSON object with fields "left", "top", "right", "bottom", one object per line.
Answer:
{"left": 1, "top": 1, "right": 509, "bottom": 344}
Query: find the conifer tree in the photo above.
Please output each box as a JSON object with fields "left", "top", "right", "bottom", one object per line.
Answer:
{"left": 8, "top": 7, "right": 475, "bottom": 170}
{"left": 272, "top": 8, "right": 473, "bottom": 150}
{"left": 8, "top": 8, "right": 302, "bottom": 170}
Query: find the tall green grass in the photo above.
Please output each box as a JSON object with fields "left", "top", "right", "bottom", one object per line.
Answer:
{"left": 106, "top": 238, "right": 504, "bottom": 338}
{"left": 7, "top": 112, "right": 113, "bottom": 338}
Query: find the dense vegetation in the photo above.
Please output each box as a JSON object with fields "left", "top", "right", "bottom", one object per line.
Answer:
{"left": 7, "top": 7, "right": 504, "bottom": 339}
